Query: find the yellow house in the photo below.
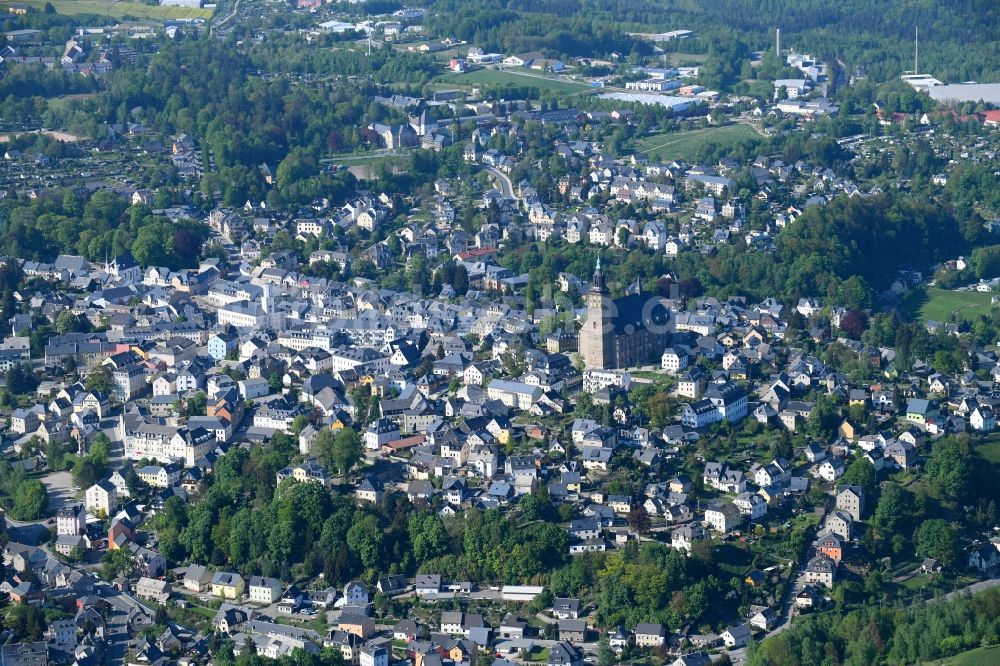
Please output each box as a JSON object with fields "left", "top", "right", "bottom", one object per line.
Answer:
{"left": 211, "top": 572, "right": 245, "bottom": 600}
{"left": 838, "top": 419, "right": 857, "bottom": 442}
{"left": 719, "top": 332, "right": 740, "bottom": 348}
{"left": 729, "top": 364, "right": 749, "bottom": 381}
{"left": 743, "top": 328, "right": 765, "bottom": 346}
{"left": 129, "top": 344, "right": 151, "bottom": 360}
{"left": 449, "top": 643, "right": 477, "bottom": 666}
{"left": 277, "top": 460, "right": 331, "bottom": 487}
{"left": 757, "top": 486, "right": 781, "bottom": 506}
{"left": 338, "top": 614, "right": 375, "bottom": 639}
{"left": 487, "top": 420, "right": 512, "bottom": 445}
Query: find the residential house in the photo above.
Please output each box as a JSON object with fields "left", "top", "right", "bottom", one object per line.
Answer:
{"left": 721, "top": 623, "right": 750, "bottom": 648}
{"left": 835, "top": 486, "right": 865, "bottom": 522}
{"left": 804, "top": 555, "right": 836, "bottom": 588}
{"left": 704, "top": 502, "right": 742, "bottom": 533}
{"left": 548, "top": 642, "right": 583, "bottom": 666}
{"left": 558, "top": 619, "right": 587, "bottom": 643}
{"left": 249, "top": 576, "right": 282, "bottom": 604}
{"left": 211, "top": 572, "right": 245, "bottom": 600}
{"left": 815, "top": 532, "right": 844, "bottom": 564}
{"left": 338, "top": 614, "right": 375, "bottom": 639}
{"left": 85, "top": 480, "right": 117, "bottom": 516}
{"left": 184, "top": 565, "right": 213, "bottom": 592}
{"left": 135, "top": 577, "right": 171, "bottom": 604}
{"left": 551, "top": 598, "right": 581, "bottom": 620}
{"left": 634, "top": 623, "right": 667, "bottom": 648}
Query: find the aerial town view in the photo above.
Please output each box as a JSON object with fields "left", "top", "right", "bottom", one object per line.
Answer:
{"left": 0, "top": 0, "right": 998, "bottom": 664}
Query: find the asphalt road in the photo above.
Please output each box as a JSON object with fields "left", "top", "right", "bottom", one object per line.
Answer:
{"left": 99, "top": 583, "right": 156, "bottom": 665}
{"left": 941, "top": 576, "right": 1000, "bottom": 602}
{"left": 483, "top": 166, "right": 518, "bottom": 202}
{"left": 5, "top": 504, "right": 158, "bottom": 666}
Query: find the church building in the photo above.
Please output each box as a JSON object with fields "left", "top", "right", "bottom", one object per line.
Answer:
{"left": 579, "top": 258, "right": 673, "bottom": 369}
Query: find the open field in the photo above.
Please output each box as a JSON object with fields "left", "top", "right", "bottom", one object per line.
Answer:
{"left": 3, "top": 0, "right": 213, "bottom": 20}
{"left": 900, "top": 286, "right": 995, "bottom": 323}
{"left": 660, "top": 52, "right": 709, "bottom": 66}
{"left": 46, "top": 94, "right": 98, "bottom": 114}
{"left": 436, "top": 68, "right": 592, "bottom": 95}
{"left": 0, "top": 129, "right": 86, "bottom": 142}
{"left": 930, "top": 645, "right": 1000, "bottom": 665}
{"left": 633, "top": 123, "right": 760, "bottom": 161}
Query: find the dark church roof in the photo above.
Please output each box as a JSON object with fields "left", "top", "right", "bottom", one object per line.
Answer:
{"left": 113, "top": 252, "right": 139, "bottom": 269}
{"left": 609, "top": 293, "right": 671, "bottom": 335}
{"left": 590, "top": 256, "right": 670, "bottom": 335}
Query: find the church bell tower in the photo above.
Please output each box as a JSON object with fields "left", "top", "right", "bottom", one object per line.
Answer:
{"left": 581, "top": 256, "right": 613, "bottom": 369}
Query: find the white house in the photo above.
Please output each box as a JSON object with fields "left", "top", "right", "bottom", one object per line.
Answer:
{"left": 249, "top": 576, "right": 282, "bottom": 604}
{"left": 365, "top": 418, "right": 400, "bottom": 450}
{"left": 971, "top": 407, "right": 996, "bottom": 432}
{"left": 487, "top": 380, "right": 542, "bottom": 410}
{"left": 85, "top": 480, "right": 117, "bottom": 516}
{"left": 661, "top": 348, "right": 688, "bottom": 374}
{"left": 733, "top": 492, "right": 767, "bottom": 520}
{"left": 704, "top": 503, "right": 741, "bottom": 533}
{"left": 360, "top": 646, "right": 388, "bottom": 666}
{"left": 671, "top": 524, "right": 705, "bottom": 553}
{"left": 817, "top": 458, "right": 845, "bottom": 482}
{"left": 721, "top": 623, "right": 750, "bottom": 648}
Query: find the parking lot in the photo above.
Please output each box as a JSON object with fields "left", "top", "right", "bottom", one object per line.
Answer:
{"left": 41, "top": 470, "right": 77, "bottom": 512}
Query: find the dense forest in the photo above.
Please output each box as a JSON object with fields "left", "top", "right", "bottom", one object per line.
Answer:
{"left": 670, "top": 191, "right": 975, "bottom": 306}
{"left": 149, "top": 432, "right": 755, "bottom": 634}
{"left": 426, "top": 0, "right": 1000, "bottom": 84}
{"left": 748, "top": 586, "right": 1000, "bottom": 666}
{"left": 150, "top": 435, "right": 569, "bottom": 586}
{"left": 0, "top": 190, "right": 208, "bottom": 267}
{"left": 495, "top": 189, "right": 978, "bottom": 316}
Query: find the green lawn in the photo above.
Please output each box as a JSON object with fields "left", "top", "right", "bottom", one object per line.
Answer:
{"left": 633, "top": 123, "right": 760, "bottom": 162}
{"left": 897, "top": 573, "right": 937, "bottom": 592}
{"left": 931, "top": 645, "right": 1000, "bottom": 665}
{"left": 713, "top": 543, "right": 753, "bottom": 576}
{"left": 631, "top": 370, "right": 674, "bottom": 388}
{"left": 4, "top": 0, "right": 213, "bottom": 19}
{"left": 900, "top": 286, "right": 995, "bottom": 323}
{"left": 524, "top": 647, "right": 551, "bottom": 662}
{"left": 975, "top": 433, "right": 1000, "bottom": 464}
{"left": 46, "top": 94, "right": 97, "bottom": 113}
{"left": 436, "top": 68, "right": 591, "bottom": 95}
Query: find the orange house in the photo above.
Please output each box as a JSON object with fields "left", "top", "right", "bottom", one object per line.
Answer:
{"left": 815, "top": 532, "right": 843, "bottom": 564}
{"left": 108, "top": 519, "right": 135, "bottom": 551}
